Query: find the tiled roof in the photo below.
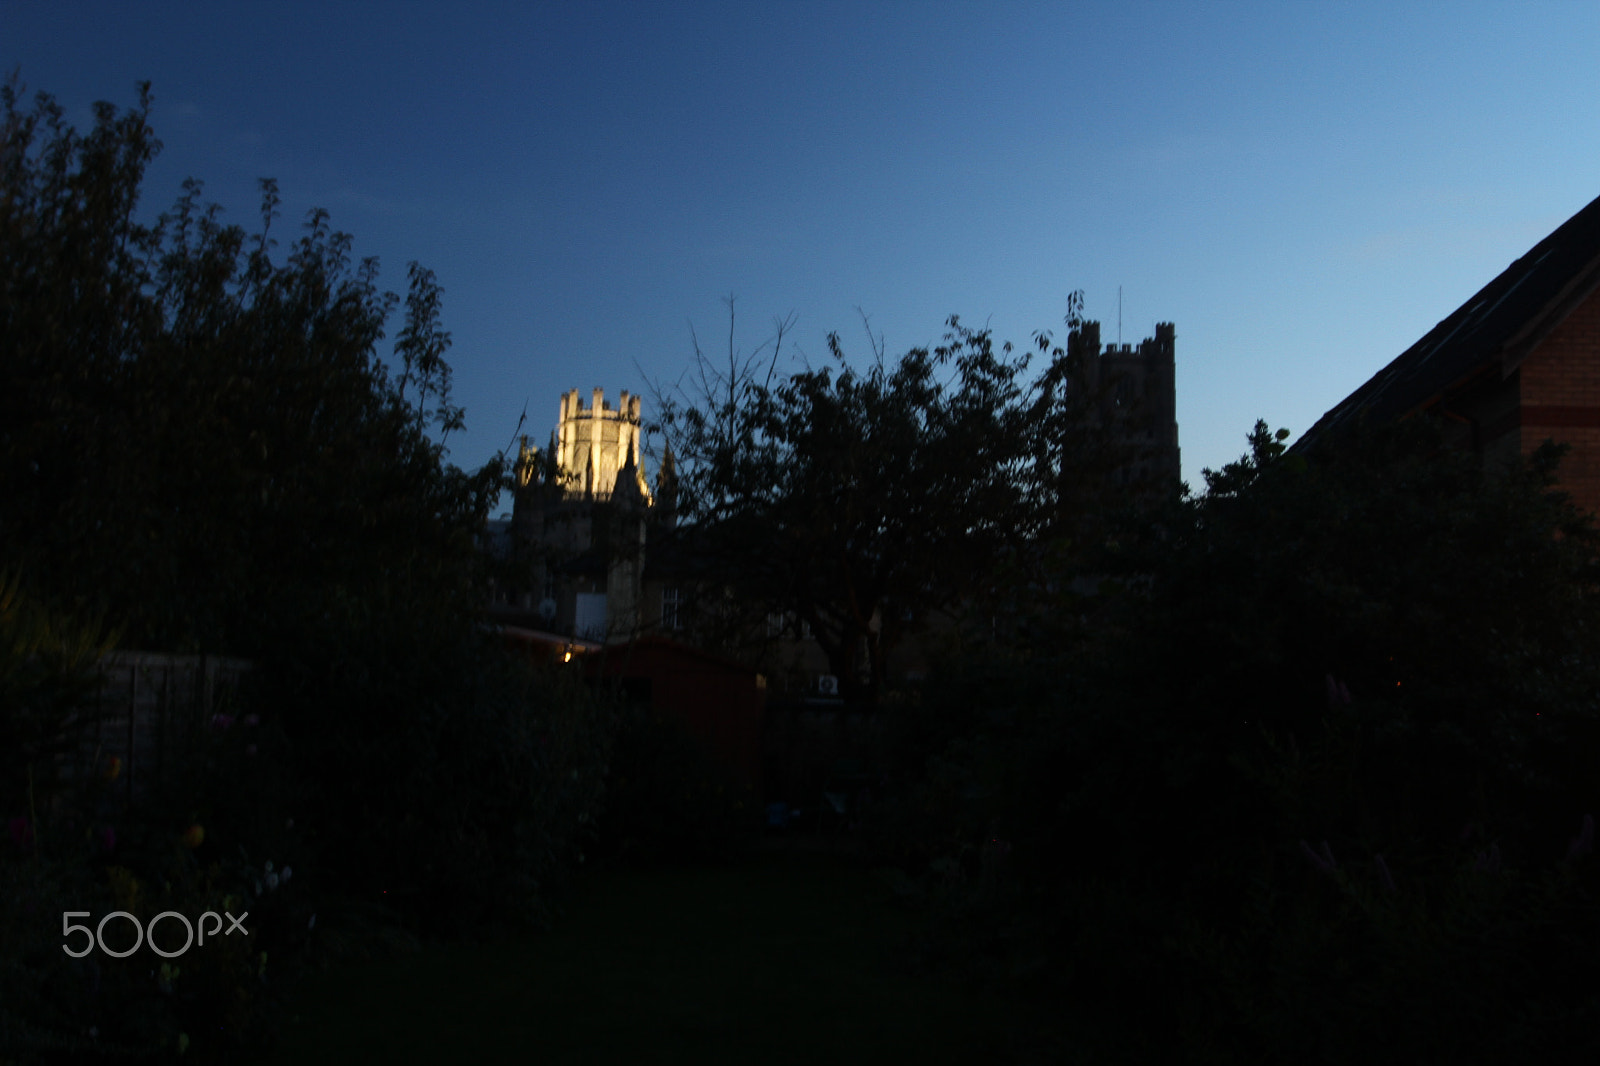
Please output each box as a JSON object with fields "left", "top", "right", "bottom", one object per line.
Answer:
{"left": 1298, "top": 193, "right": 1600, "bottom": 448}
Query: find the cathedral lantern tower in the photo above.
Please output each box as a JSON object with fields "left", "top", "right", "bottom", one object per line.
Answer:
{"left": 502, "top": 387, "right": 677, "bottom": 645}
{"left": 554, "top": 388, "right": 653, "bottom": 503}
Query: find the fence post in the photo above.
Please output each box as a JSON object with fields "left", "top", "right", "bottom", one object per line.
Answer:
{"left": 125, "top": 658, "right": 138, "bottom": 804}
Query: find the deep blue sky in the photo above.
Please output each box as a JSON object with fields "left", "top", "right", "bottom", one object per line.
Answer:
{"left": 9, "top": 1, "right": 1600, "bottom": 507}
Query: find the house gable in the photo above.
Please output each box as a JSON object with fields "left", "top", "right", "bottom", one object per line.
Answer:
{"left": 1301, "top": 193, "right": 1600, "bottom": 445}
{"left": 1299, "top": 192, "right": 1600, "bottom": 515}
{"left": 1517, "top": 282, "right": 1600, "bottom": 512}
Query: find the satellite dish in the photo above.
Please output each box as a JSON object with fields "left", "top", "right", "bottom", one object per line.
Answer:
{"left": 537, "top": 597, "right": 557, "bottom": 621}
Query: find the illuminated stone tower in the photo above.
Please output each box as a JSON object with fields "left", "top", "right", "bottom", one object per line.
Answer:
{"left": 554, "top": 387, "right": 653, "bottom": 502}
{"left": 503, "top": 387, "right": 665, "bottom": 643}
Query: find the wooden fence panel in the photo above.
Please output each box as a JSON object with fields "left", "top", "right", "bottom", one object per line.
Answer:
{"left": 62, "top": 652, "right": 254, "bottom": 804}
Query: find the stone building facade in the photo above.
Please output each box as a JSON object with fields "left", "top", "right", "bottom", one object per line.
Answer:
{"left": 490, "top": 388, "right": 663, "bottom": 642}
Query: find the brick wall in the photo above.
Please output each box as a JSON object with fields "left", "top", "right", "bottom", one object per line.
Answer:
{"left": 1518, "top": 284, "right": 1600, "bottom": 515}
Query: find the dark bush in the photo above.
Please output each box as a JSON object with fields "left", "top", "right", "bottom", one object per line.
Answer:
{"left": 593, "top": 701, "right": 757, "bottom": 867}
{"left": 0, "top": 581, "right": 310, "bottom": 1064}
{"left": 255, "top": 613, "right": 616, "bottom": 935}
{"left": 889, "top": 419, "right": 1600, "bottom": 1061}
{"left": 1, "top": 82, "right": 613, "bottom": 1060}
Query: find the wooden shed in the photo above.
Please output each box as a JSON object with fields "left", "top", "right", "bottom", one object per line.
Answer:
{"left": 584, "top": 636, "right": 766, "bottom": 793}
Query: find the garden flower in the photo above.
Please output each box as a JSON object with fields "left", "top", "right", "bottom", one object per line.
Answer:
{"left": 280, "top": 866, "right": 292, "bottom": 884}
{"left": 6, "top": 815, "right": 31, "bottom": 848}
{"left": 1374, "top": 854, "right": 1396, "bottom": 894}
{"left": 99, "top": 827, "right": 116, "bottom": 854}
{"left": 211, "top": 713, "right": 234, "bottom": 730}
{"left": 265, "top": 871, "right": 279, "bottom": 891}
{"left": 1566, "top": 813, "right": 1595, "bottom": 861}
{"left": 104, "top": 756, "right": 122, "bottom": 782}
{"left": 243, "top": 714, "right": 260, "bottom": 727}
{"left": 181, "top": 824, "right": 205, "bottom": 849}
{"left": 1299, "top": 839, "right": 1337, "bottom": 875}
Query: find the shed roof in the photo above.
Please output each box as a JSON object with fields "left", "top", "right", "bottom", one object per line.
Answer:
{"left": 585, "top": 634, "right": 764, "bottom": 680}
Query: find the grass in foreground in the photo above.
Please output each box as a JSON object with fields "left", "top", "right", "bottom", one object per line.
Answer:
{"left": 262, "top": 843, "right": 1090, "bottom": 1065}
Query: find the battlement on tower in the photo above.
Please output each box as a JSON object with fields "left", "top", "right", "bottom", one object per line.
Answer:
{"left": 552, "top": 388, "right": 651, "bottom": 501}
{"left": 1066, "top": 320, "right": 1181, "bottom": 489}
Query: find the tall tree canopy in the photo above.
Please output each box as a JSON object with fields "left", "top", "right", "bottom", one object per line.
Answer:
{"left": 656, "top": 300, "right": 1153, "bottom": 702}
{"left": 0, "top": 81, "right": 502, "bottom": 653}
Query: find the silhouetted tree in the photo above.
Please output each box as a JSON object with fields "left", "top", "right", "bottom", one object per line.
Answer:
{"left": 894, "top": 417, "right": 1600, "bottom": 1061}
{"left": 0, "top": 81, "right": 612, "bottom": 967}
{"left": 655, "top": 298, "right": 1132, "bottom": 702}
{"left": 0, "top": 80, "right": 503, "bottom": 653}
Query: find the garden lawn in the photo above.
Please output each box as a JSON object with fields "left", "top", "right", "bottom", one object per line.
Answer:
{"left": 263, "top": 844, "right": 1089, "bottom": 1065}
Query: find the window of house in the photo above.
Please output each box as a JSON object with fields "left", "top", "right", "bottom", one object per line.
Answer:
{"left": 575, "top": 593, "right": 607, "bottom": 641}
{"left": 767, "top": 612, "right": 785, "bottom": 638}
{"left": 662, "top": 586, "right": 681, "bottom": 630}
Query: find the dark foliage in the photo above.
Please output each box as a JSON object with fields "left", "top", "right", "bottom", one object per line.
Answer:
{"left": 592, "top": 701, "right": 757, "bottom": 867}
{"left": 1, "top": 82, "right": 615, "bottom": 1062}
{"left": 253, "top": 619, "right": 616, "bottom": 934}
{"left": 654, "top": 298, "right": 1147, "bottom": 704}
{"left": 0, "top": 580, "right": 311, "bottom": 1064}
{"left": 890, "top": 417, "right": 1600, "bottom": 1062}
{"left": 0, "top": 79, "right": 501, "bottom": 656}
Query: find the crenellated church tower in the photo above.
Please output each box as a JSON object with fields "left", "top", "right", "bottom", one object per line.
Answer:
{"left": 1065, "top": 320, "right": 1181, "bottom": 490}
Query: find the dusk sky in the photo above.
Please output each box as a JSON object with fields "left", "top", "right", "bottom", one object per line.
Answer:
{"left": 9, "top": 1, "right": 1600, "bottom": 507}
